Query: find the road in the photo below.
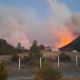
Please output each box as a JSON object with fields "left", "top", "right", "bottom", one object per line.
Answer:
{"left": 8, "top": 72, "right": 80, "bottom": 80}
{"left": 8, "top": 76, "right": 34, "bottom": 80}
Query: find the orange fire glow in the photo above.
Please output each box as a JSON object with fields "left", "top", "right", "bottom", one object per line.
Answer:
{"left": 58, "top": 32, "right": 74, "bottom": 48}
{"left": 53, "top": 29, "right": 75, "bottom": 48}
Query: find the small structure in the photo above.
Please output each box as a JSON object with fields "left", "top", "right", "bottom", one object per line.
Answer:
{"left": 51, "top": 48, "right": 59, "bottom": 52}
{"left": 73, "top": 50, "right": 77, "bottom": 53}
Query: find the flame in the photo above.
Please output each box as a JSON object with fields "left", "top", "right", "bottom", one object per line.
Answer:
{"left": 57, "top": 32, "right": 74, "bottom": 48}
{"left": 53, "top": 25, "right": 75, "bottom": 48}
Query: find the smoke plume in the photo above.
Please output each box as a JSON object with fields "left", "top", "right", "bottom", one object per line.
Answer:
{"left": 0, "top": 6, "right": 30, "bottom": 48}
{"left": 46, "top": 0, "right": 77, "bottom": 48}
{"left": 0, "top": 0, "right": 80, "bottom": 48}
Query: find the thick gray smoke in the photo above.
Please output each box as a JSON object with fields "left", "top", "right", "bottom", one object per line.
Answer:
{"left": 0, "top": 0, "right": 80, "bottom": 48}
{"left": 0, "top": 6, "right": 30, "bottom": 48}
{"left": 46, "top": 0, "right": 76, "bottom": 48}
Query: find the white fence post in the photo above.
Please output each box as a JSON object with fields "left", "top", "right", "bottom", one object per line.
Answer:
{"left": 40, "top": 57, "right": 42, "bottom": 69}
{"left": 19, "top": 57, "right": 21, "bottom": 70}
{"left": 58, "top": 56, "right": 60, "bottom": 68}
{"left": 76, "top": 55, "right": 78, "bottom": 66}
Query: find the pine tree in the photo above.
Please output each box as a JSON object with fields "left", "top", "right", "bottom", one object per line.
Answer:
{"left": 29, "top": 40, "right": 42, "bottom": 60}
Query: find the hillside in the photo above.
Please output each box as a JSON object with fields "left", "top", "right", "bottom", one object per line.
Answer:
{"left": 59, "top": 36, "right": 80, "bottom": 51}
{"left": 0, "top": 39, "right": 28, "bottom": 55}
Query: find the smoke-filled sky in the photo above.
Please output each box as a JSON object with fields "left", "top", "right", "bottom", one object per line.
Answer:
{"left": 0, "top": 0, "right": 80, "bottom": 48}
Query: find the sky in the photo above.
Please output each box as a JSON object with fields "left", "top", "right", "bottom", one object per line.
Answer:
{"left": 0, "top": 0, "right": 80, "bottom": 48}
{"left": 0, "top": 0, "right": 80, "bottom": 20}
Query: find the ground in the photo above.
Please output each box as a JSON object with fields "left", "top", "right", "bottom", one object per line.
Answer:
{"left": 0, "top": 51, "right": 80, "bottom": 80}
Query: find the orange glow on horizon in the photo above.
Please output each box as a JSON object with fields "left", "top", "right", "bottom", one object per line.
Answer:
{"left": 53, "top": 29, "right": 75, "bottom": 48}
{"left": 58, "top": 33, "right": 74, "bottom": 48}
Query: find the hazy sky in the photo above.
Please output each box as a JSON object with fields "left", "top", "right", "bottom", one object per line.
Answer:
{"left": 0, "top": 0, "right": 80, "bottom": 10}
{"left": 0, "top": 0, "right": 80, "bottom": 48}
{"left": 0, "top": 0, "right": 80, "bottom": 20}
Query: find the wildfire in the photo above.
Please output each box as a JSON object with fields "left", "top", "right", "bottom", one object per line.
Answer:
{"left": 53, "top": 27, "right": 75, "bottom": 48}
{"left": 58, "top": 32, "right": 74, "bottom": 48}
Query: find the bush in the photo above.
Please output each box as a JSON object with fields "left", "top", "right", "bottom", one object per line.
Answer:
{"left": 22, "top": 56, "right": 30, "bottom": 64}
{"left": 0, "top": 61, "right": 8, "bottom": 80}
{"left": 11, "top": 54, "right": 19, "bottom": 62}
{"left": 34, "top": 62, "right": 62, "bottom": 80}
{"left": 59, "top": 53, "right": 71, "bottom": 62}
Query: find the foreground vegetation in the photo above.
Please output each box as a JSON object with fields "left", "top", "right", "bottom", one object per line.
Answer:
{"left": 0, "top": 61, "right": 8, "bottom": 80}
{"left": 35, "top": 62, "right": 62, "bottom": 80}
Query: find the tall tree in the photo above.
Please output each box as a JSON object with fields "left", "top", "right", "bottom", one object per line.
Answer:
{"left": 17, "top": 42, "right": 22, "bottom": 49}
{"left": 39, "top": 44, "right": 45, "bottom": 50}
{"left": 29, "top": 40, "right": 42, "bottom": 59}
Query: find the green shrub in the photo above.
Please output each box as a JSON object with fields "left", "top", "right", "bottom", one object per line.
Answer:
{"left": 59, "top": 53, "right": 71, "bottom": 62}
{"left": 35, "top": 62, "right": 62, "bottom": 80}
{"left": 0, "top": 61, "right": 8, "bottom": 80}
{"left": 22, "top": 56, "right": 30, "bottom": 64}
{"left": 11, "top": 54, "right": 19, "bottom": 62}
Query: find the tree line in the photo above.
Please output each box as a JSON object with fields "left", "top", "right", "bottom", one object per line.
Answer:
{"left": 0, "top": 39, "right": 28, "bottom": 55}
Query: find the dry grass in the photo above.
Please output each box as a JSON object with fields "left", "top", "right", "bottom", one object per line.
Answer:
{"left": 43, "top": 50, "right": 80, "bottom": 58}
{"left": 63, "top": 77, "right": 80, "bottom": 80}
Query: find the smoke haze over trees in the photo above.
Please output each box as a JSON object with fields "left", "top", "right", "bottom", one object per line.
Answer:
{"left": 0, "top": 0, "right": 80, "bottom": 48}
{"left": 0, "top": 39, "right": 28, "bottom": 55}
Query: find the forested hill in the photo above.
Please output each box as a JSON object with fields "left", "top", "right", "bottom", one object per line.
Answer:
{"left": 0, "top": 39, "right": 28, "bottom": 55}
